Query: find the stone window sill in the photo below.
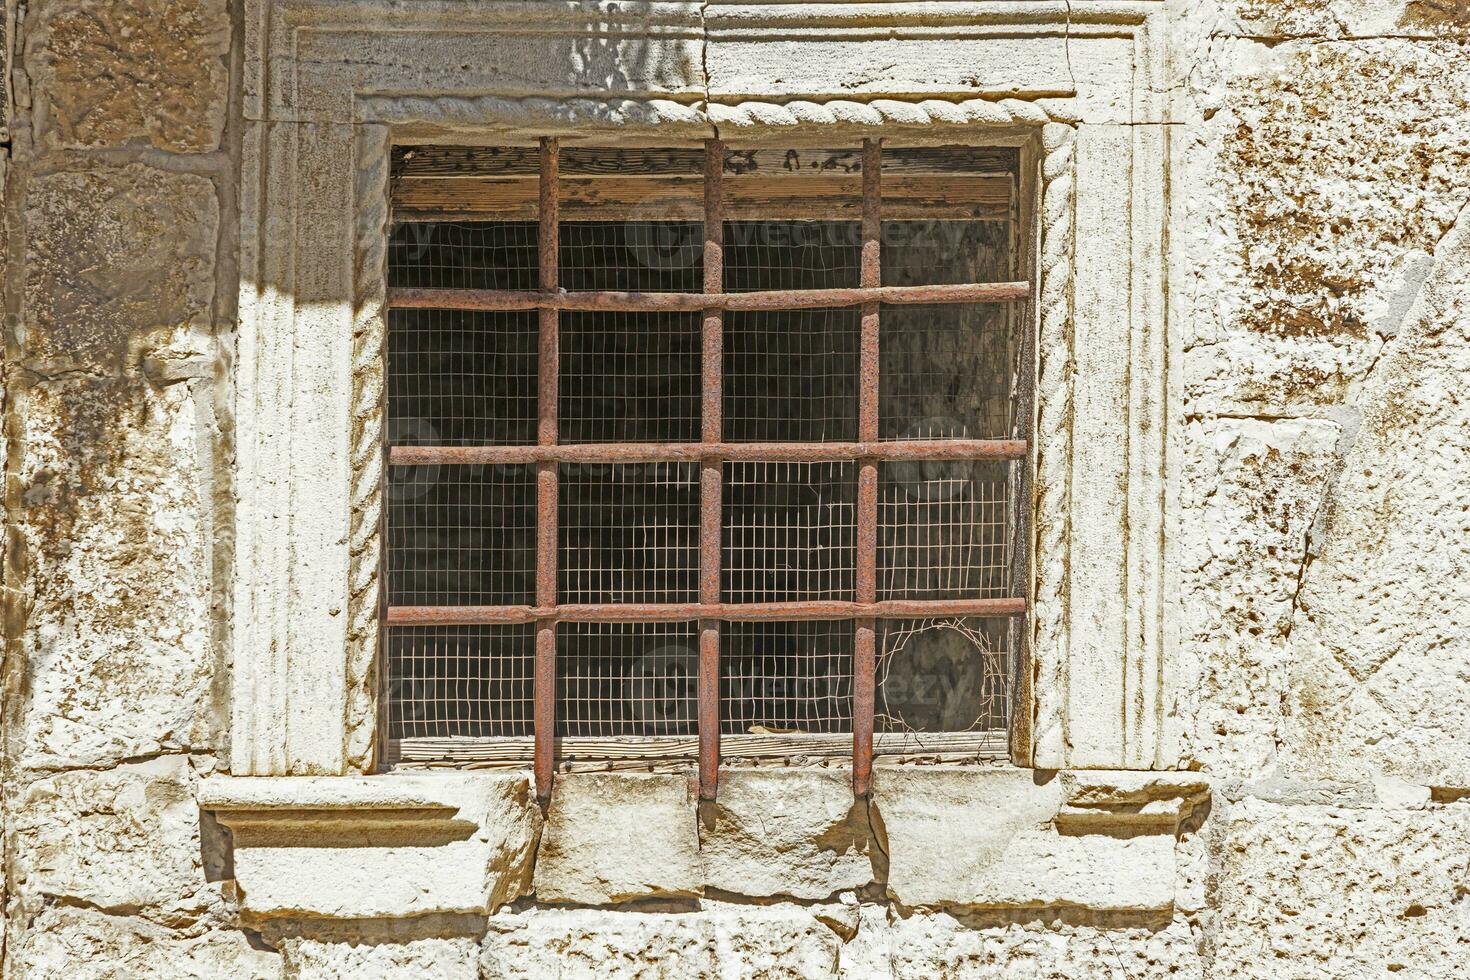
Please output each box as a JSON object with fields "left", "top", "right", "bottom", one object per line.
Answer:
{"left": 200, "top": 768, "right": 1207, "bottom": 921}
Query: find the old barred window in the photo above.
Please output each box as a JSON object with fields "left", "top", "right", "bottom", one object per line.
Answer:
{"left": 383, "top": 141, "right": 1030, "bottom": 801}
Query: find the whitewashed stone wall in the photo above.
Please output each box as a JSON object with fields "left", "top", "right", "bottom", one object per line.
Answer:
{"left": 2, "top": 1, "right": 1468, "bottom": 977}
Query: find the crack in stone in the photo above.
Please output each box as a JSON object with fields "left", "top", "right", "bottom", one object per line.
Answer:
{"left": 1283, "top": 192, "right": 1470, "bottom": 653}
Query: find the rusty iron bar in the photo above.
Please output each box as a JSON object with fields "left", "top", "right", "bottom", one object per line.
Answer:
{"left": 389, "top": 438, "right": 1028, "bottom": 467}
{"left": 699, "top": 139, "right": 725, "bottom": 803}
{"left": 853, "top": 138, "right": 882, "bottom": 800}
{"left": 387, "top": 597, "right": 1027, "bottom": 627}
{"left": 533, "top": 137, "right": 560, "bottom": 807}
{"left": 387, "top": 281, "right": 1030, "bottom": 313}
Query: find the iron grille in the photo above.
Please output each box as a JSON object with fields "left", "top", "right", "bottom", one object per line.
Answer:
{"left": 385, "top": 140, "right": 1029, "bottom": 802}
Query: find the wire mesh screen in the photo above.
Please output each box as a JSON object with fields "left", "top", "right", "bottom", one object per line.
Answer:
{"left": 724, "top": 220, "right": 860, "bottom": 291}
{"left": 879, "top": 459, "right": 1014, "bottom": 601}
{"left": 723, "top": 461, "right": 857, "bottom": 602}
{"left": 882, "top": 220, "right": 1014, "bottom": 440}
{"left": 877, "top": 618, "right": 1011, "bottom": 738}
{"left": 724, "top": 310, "right": 859, "bottom": 443}
{"left": 385, "top": 145, "right": 1025, "bottom": 751}
{"left": 560, "top": 220, "right": 703, "bottom": 293}
{"left": 560, "top": 312, "right": 702, "bottom": 444}
{"left": 723, "top": 220, "right": 861, "bottom": 442}
{"left": 722, "top": 621, "right": 853, "bottom": 734}
{"left": 557, "top": 621, "right": 699, "bottom": 736}
{"left": 389, "top": 309, "right": 539, "bottom": 447}
{"left": 386, "top": 464, "right": 536, "bottom": 607}
{"left": 387, "top": 222, "right": 540, "bottom": 447}
{"left": 388, "top": 625, "right": 535, "bottom": 738}
{"left": 559, "top": 462, "right": 700, "bottom": 604}
{"left": 388, "top": 221, "right": 538, "bottom": 290}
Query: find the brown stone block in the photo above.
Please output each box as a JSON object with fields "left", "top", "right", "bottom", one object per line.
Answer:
{"left": 22, "top": 163, "right": 218, "bottom": 375}
{"left": 25, "top": 0, "right": 230, "bottom": 152}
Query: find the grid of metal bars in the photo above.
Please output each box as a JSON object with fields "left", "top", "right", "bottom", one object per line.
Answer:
{"left": 386, "top": 138, "right": 1029, "bottom": 803}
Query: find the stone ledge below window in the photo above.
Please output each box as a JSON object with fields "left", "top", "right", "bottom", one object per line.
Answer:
{"left": 199, "top": 768, "right": 1209, "bottom": 921}
{"left": 199, "top": 772, "right": 541, "bottom": 921}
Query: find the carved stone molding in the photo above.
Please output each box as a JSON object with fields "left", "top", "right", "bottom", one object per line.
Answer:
{"left": 233, "top": 0, "right": 1175, "bottom": 776}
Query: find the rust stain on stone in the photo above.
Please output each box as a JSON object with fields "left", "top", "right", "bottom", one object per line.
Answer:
{"left": 29, "top": 0, "right": 230, "bottom": 152}
{"left": 1402, "top": 1, "right": 1470, "bottom": 34}
{"left": 3, "top": 162, "right": 219, "bottom": 675}
{"left": 1225, "top": 42, "right": 1470, "bottom": 341}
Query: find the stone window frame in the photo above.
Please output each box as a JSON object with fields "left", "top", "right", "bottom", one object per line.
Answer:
{"left": 225, "top": 0, "right": 1176, "bottom": 782}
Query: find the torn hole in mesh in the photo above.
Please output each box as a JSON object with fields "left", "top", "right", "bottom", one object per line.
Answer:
{"left": 876, "top": 617, "right": 1009, "bottom": 734}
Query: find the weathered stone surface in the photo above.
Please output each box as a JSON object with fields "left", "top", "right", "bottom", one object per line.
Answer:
{"left": 207, "top": 774, "right": 539, "bottom": 919}
{"left": 12, "top": 162, "right": 221, "bottom": 772}
{"left": 481, "top": 905, "right": 840, "bottom": 979}
{"left": 1176, "top": 418, "right": 1342, "bottom": 776}
{"left": 700, "top": 769, "right": 877, "bottom": 900}
{"left": 11, "top": 907, "right": 278, "bottom": 980}
{"left": 22, "top": 163, "right": 218, "bottom": 374}
{"left": 277, "top": 934, "right": 479, "bottom": 979}
{"left": 1186, "top": 38, "right": 1470, "bottom": 415}
{"left": 5, "top": 2, "right": 1470, "bottom": 976}
{"left": 876, "top": 768, "right": 1061, "bottom": 908}
{"left": 840, "top": 905, "right": 1205, "bottom": 979}
{"left": 12, "top": 756, "right": 218, "bottom": 926}
{"left": 1210, "top": 0, "right": 1463, "bottom": 39}
{"left": 875, "top": 769, "right": 1187, "bottom": 911}
{"left": 1279, "top": 200, "right": 1470, "bottom": 785}
{"left": 534, "top": 773, "right": 700, "bottom": 904}
{"left": 25, "top": 0, "right": 230, "bottom": 152}
{"left": 12, "top": 376, "right": 218, "bottom": 771}
{"left": 1213, "top": 798, "right": 1470, "bottom": 977}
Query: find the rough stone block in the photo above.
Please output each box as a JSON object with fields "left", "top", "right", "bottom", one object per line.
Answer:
{"left": 11, "top": 907, "right": 278, "bottom": 980}
{"left": 14, "top": 162, "right": 221, "bottom": 769}
{"left": 1213, "top": 0, "right": 1453, "bottom": 40}
{"left": 278, "top": 934, "right": 479, "bottom": 979}
{"left": 1213, "top": 798, "right": 1470, "bottom": 977}
{"left": 700, "top": 768, "right": 877, "bottom": 900}
{"left": 534, "top": 773, "right": 700, "bottom": 904}
{"left": 480, "top": 905, "right": 839, "bottom": 979}
{"left": 875, "top": 769, "right": 1190, "bottom": 911}
{"left": 22, "top": 163, "right": 218, "bottom": 374}
{"left": 1278, "top": 202, "right": 1470, "bottom": 784}
{"left": 1187, "top": 37, "right": 1470, "bottom": 415}
{"left": 25, "top": 0, "right": 230, "bottom": 151}
{"left": 483, "top": 908, "right": 713, "bottom": 978}
{"left": 875, "top": 768, "right": 1061, "bottom": 907}
{"left": 13, "top": 377, "right": 217, "bottom": 772}
{"left": 840, "top": 906, "right": 1204, "bottom": 979}
{"left": 206, "top": 773, "right": 539, "bottom": 919}
{"left": 1176, "top": 417, "right": 1342, "bottom": 776}
{"left": 13, "top": 755, "right": 215, "bottom": 926}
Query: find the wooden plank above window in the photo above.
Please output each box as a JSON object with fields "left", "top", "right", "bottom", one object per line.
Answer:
{"left": 394, "top": 144, "right": 1018, "bottom": 178}
{"left": 391, "top": 145, "right": 1017, "bottom": 222}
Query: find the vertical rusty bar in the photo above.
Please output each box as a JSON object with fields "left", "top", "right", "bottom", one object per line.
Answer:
{"left": 534, "top": 137, "right": 560, "bottom": 806}
{"left": 858, "top": 139, "right": 882, "bottom": 446}
{"left": 853, "top": 138, "right": 881, "bottom": 798}
{"left": 698, "top": 139, "right": 725, "bottom": 802}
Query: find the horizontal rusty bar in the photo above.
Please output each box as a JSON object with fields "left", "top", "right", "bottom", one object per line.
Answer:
{"left": 388, "top": 281, "right": 1030, "bottom": 313}
{"left": 389, "top": 439, "right": 1027, "bottom": 466}
{"left": 387, "top": 598, "right": 1027, "bottom": 627}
